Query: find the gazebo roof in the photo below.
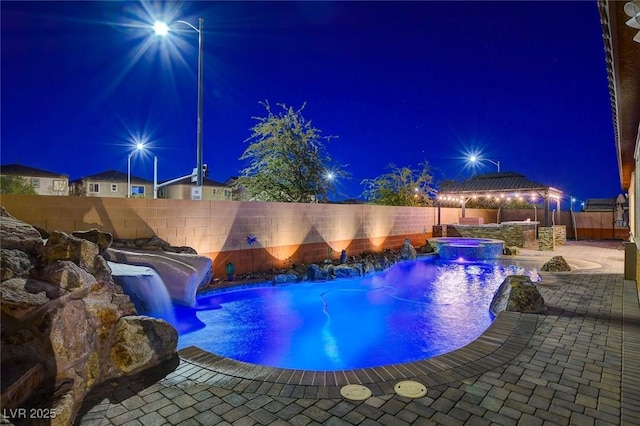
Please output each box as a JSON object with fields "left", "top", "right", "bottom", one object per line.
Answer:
{"left": 440, "top": 172, "right": 562, "bottom": 199}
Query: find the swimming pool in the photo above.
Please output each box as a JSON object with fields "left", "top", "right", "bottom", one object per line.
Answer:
{"left": 173, "top": 257, "right": 538, "bottom": 371}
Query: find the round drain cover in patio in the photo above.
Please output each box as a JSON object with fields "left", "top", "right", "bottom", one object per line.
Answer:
{"left": 394, "top": 380, "right": 427, "bottom": 398}
{"left": 340, "top": 384, "right": 372, "bottom": 400}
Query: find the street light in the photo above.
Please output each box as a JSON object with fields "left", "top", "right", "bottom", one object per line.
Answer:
{"left": 315, "top": 171, "right": 336, "bottom": 203}
{"left": 127, "top": 142, "right": 145, "bottom": 198}
{"left": 154, "top": 18, "right": 205, "bottom": 195}
{"left": 469, "top": 155, "right": 500, "bottom": 172}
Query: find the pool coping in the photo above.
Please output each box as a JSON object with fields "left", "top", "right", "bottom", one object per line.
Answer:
{"left": 178, "top": 310, "right": 539, "bottom": 398}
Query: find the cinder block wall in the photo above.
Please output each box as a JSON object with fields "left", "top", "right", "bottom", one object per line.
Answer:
{"left": 1, "top": 195, "right": 495, "bottom": 277}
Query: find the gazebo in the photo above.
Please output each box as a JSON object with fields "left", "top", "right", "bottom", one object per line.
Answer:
{"left": 438, "top": 172, "right": 563, "bottom": 226}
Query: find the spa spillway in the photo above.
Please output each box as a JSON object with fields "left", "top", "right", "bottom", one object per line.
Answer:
{"left": 428, "top": 237, "right": 504, "bottom": 260}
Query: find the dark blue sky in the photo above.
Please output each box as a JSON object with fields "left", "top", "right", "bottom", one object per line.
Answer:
{"left": 2, "top": 1, "right": 619, "bottom": 206}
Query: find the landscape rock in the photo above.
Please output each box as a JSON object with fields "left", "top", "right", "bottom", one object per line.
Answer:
{"left": 72, "top": 229, "right": 113, "bottom": 255}
{"left": 42, "top": 231, "right": 100, "bottom": 273}
{"left": 110, "top": 316, "right": 178, "bottom": 374}
{"left": 399, "top": 239, "right": 417, "bottom": 260}
{"left": 33, "top": 260, "right": 97, "bottom": 291}
{"left": 334, "top": 264, "right": 363, "bottom": 278}
{"left": 503, "top": 246, "right": 520, "bottom": 255}
{"left": 0, "top": 277, "right": 55, "bottom": 319}
{"left": 541, "top": 255, "right": 571, "bottom": 272}
{"left": 420, "top": 242, "right": 435, "bottom": 253}
{"left": 0, "top": 207, "right": 44, "bottom": 255}
{"left": 273, "top": 273, "right": 299, "bottom": 285}
{"left": 1, "top": 248, "right": 36, "bottom": 280}
{"left": 373, "top": 256, "right": 393, "bottom": 271}
{"left": 490, "top": 275, "right": 546, "bottom": 314}
{"left": 363, "top": 261, "right": 376, "bottom": 275}
{"left": 306, "top": 264, "right": 331, "bottom": 281}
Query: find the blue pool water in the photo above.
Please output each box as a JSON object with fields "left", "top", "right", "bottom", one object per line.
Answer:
{"left": 172, "top": 258, "right": 539, "bottom": 371}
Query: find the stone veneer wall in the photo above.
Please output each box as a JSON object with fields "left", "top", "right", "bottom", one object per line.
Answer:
{"left": 538, "top": 227, "right": 555, "bottom": 251}
{"left": 1, "top": 195, "right": 496, "bottom": 277}
{"left": 553, "top": 225, "right": 566, "bottom": 246}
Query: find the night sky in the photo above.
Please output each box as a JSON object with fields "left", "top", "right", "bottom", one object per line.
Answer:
{"left": 1, "top": 1, "right": 619, "bottom": 207}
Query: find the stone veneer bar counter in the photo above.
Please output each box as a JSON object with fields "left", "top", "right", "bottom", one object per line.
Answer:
{"left": 434, "top": 221, "right": 539, "bottom": 248}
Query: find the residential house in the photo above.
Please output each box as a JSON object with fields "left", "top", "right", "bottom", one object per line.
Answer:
{"left": 70, "top": 170, "right": 153, "bottom": 198}
{"left": 598, "top": 0, "right": 640, "bottom": 278}
{"left": 158, "top": 176, "right": 232, "bottom": 200}
{"left": 0, "top": 164, "right": 69, "bottom": 195}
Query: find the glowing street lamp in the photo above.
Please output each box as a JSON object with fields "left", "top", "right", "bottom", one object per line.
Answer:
{"left": 315, "top": 171, "right": 336, "bottom": 203}
{"left": 154, "top": 18, "right": 205, "bottom": 194}
{"left": 127, "top": 142, "right": 145, "bottom": 198}
{"left": 468, "top": 154, "right": 500, "bottom": 172}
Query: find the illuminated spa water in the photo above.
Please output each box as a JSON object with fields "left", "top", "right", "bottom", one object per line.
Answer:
{"left": 173, "top": 258, "right": 539, "bottom": 371}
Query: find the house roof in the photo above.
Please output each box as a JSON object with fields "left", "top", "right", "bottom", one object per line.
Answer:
{"left": 598, "top": 1, "right": 640, "bottom": 191}
{"left": 440, "top": 172, "right": 562, "bottom": 196}
{"left": 70, "top": 169, "right": 152, "bottom": 184}
{"left": 584, "top": 198, "right": 616, "bottom": 212}
{"left": 0, "top": 164, "right": 68, "bottom": 178}
{"left": 584, "top": 195, "right": 629, "bottom": 212}
{"left": 160, "top": 176, "right": 229, "bottom": 187}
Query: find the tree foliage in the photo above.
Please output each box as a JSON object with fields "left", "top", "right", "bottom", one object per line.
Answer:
{"left": 361, "top": 162, "right": 437, "bottom": 206}
{"left": 0, "top": 176, "right": 36, "bottom": 195}
{"left": 235, "top": 101, "right": 348, "bottom": 202}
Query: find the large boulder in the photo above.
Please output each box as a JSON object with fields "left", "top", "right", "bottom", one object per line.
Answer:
{"left": 541, "top": 256, "right": 571, "bottom": 272}
{"left": 333, "top": 264, "right": 363, "bottom": 278}
{"left": 110, "top": 316, "right": 178, "bottom": 375}
{"left": 0, "top": 277, "right": 56, "bottom": 319}
{"left": 1, "top": 248, "right": 36, "bottom": 280}
{"left": 0, "top": 207, "right": 44, "bottom": 255}
{"left": 72, "top": 229, "right": 113, "bottom": 255}
{"left": 363, "top": 261, "right": 376, "bottom": 275}
{"left": 33, "top": 261, "right": 98, "bottom": 291}
{"left": 374, "top": 256, "right": 393, "bottom": 271}
{"left": 490, "top": 275, "right": 546, "bottom": 314}
{"left": 307, "top": 264, "right": 331, "bottom": 281}
{"left": 42, "top": 231, "right": 99, "bottom": 272}
{"left": 399, "top": 239, "right": 417, "bottom": 260}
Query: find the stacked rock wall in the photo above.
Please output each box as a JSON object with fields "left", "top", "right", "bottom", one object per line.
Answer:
{"left": 0, "top": 207, "right": 178, "bottom": 425}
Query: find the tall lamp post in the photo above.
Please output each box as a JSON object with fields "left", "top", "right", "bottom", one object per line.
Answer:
{"left": 469, "top": 155, "right": 500, "bottom": 172}
{"left": 154, "top": 18, "right": 205, "bottom": 193}
{"left": 127, "top": 142, "right": 145, "bottom": 198}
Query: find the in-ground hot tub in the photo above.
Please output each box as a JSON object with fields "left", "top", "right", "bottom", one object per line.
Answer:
{"left": 428, "top": 237, "right": 504, "bottom": 260}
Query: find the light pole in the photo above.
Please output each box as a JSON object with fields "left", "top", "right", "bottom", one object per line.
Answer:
{"left": 469, "top": 155, "right": 500, "bottom": 172}
{"left": 154, "top": 18, "right": 205, "bottom": 195}
{"left": 127, "top": 142, "right": 145, "bottom": 198}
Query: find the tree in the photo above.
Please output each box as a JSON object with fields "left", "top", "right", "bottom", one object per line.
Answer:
{"left": 361, "top": 162, "right": 437, "bottom": 206}
{"left": 235, "top": 101, "right": 348, "bottom": 202}
{"left": 0, "top": 175, "right": 36, "bottom": 195}
{"left": 70, "top": 180, "right": 87, "bottom": 197}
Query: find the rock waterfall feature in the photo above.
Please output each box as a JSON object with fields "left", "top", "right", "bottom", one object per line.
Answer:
{"left": 0, "top": 207, "right": 180, "bottom": 425}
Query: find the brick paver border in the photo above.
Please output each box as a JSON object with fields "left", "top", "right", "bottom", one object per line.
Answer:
{"left": 179, "top": 310, "right": 539, "bottom": 398}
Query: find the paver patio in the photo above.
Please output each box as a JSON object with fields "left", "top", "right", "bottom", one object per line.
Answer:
{"left": 65, "top": 241, "right": 640, "bottom": 425}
